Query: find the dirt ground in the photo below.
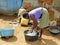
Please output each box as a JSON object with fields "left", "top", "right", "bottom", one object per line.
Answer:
{"left": 0, "top": 15, "right": 60, "bottom": 45}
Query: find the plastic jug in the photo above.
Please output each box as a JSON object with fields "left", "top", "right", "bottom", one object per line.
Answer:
{"left": 20, "top": 18, "right": 29, "bottom": 25}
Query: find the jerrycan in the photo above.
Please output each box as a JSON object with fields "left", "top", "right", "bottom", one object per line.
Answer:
{"left": 20, "top": 17, "right": 29, "bottom": 26}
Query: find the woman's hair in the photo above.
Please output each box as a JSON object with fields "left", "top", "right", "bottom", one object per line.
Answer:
{"left": 23, "top": 13, "right": 28, "bottom": 18}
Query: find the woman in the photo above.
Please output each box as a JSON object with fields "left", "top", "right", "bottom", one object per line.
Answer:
{"left": 23, "top": 7, "right": 49, "bottom": 38}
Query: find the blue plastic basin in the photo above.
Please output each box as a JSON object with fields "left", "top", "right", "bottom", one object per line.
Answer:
{"left": 0, "top": 28, "right": 15, "bottom": 37}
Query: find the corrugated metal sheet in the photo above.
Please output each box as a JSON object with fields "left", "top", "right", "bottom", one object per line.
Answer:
{"left": 0, "top": 0, "right": 23, "bottom": 15}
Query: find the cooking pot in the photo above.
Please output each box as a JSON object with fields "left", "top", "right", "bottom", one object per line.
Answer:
{"left": 24, "top": 30, "right": 39, "bottom": 42}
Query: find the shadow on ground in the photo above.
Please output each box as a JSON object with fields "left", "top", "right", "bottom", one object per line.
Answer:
{"left": 1, "top": 36, "right": 17, "bottom": 42}
{"left": 51, "top": 34, "right": 60, "bottom": 40}
{"left": 0, "top": 14, "right": 18, "bottom": 21}
{"left": 43, "top": 28, "right": 60, "bottom": 40}
{"left": 26, "top": 38, "right": 58, "bottom": 45}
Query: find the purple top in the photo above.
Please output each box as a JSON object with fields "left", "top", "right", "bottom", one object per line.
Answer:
{"left": 28, "top": 7, "right": 43, "bottom": 20}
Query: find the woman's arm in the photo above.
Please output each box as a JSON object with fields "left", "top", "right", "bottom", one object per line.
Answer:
{"left": 30, "top": 14, "right": 38, "bottom": 29}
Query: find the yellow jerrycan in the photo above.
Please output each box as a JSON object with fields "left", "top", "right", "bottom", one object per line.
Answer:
{"left": 21, "top": 17, "right": 29, "bottom": 25}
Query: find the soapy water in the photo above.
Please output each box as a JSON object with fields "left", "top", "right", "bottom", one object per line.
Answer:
{"left": 25, "top": 30, "right": 38, "bottom": 36}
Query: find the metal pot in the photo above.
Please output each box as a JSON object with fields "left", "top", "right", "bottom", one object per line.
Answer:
{"left": 24, "top": 30, "right": 39, "bottom": 42}
{"left": 48, "top": 26, "right": 60, "bottom": 35}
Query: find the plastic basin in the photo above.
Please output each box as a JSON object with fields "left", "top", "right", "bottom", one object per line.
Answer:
{"left": 0, "top": 28, "right": 15, "bottom": 37}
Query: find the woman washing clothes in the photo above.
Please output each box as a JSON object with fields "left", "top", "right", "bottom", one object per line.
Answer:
{"left": 23, "top": 7, "right": 50, "bottom": 39}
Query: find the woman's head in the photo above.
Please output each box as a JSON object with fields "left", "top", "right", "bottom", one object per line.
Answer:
{"left": 23, "top": 12, "right": 29, "bottom": 19}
